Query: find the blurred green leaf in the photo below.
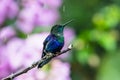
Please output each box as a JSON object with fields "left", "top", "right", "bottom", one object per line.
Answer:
{"left": 97, "top": 52, "right": 120, "bottom": 80}
{"left": 93, "top": 5, "right": 120, "bottom": 29}
{"left": 76, "top": 49, "right": 93, "bottom": 65}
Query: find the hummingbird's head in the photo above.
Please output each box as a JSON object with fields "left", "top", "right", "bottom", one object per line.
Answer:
{"left": 51, "top": 20, "right": 73, "bottom": 36}
{"left": 51, "top": 24, "right": 64, "bottom": 35}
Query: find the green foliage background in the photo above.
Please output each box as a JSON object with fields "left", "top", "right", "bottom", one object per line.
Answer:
{"left": 60, "top": 0, "right": 120, "bottom": 80}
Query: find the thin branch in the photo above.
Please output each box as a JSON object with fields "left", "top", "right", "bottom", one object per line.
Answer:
{"left": 2, "top": 44, "right": 73, "bottom": 80}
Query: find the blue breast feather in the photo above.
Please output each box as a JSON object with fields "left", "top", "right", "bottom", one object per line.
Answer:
{"left": 43, "top": 34, "right": 64, "bottom": 53}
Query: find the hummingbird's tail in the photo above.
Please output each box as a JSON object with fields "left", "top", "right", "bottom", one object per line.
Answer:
{"left": 38, "top": 52, "right": 46, "bottom": 68}
{"left": 37, "top": 57, "right": 52, "bottom": 68}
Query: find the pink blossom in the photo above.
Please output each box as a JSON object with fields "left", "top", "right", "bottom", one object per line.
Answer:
{"left": 0, "top": 1, "right": 7, "bottom": 24}
{"left": 0, "top": 62, "right": 12, "bottom": 79}
{"left": 0, "top": 46, "right": 12, "bottom": 79}
{"left": 0, "top": 26, "right": 16, "bottom": 42}
{"left": 38, "top": 0, "right": 62, "bottom": 9}
{"left": 64, "top": 28, "right": 75, "bottom": 49}
{"left": 17, "top": 0, "right": 60, "bottom": 33}
{"left": 35, "top": 70, "right": 47, "bottom": 80}
{"left": 21, "top": 0, "right": 43, "bottom": 8}
{"left": 16, "top": 7, "right": 37, "bottom": 33}
{"left": 6, "top": 38, "right": 25, "bottom": 70}
{"left": 46, "top": 59, "right": 71, "bottom": 80}
{"left": 22, "top": 0, "right": 62, "bottom": 9}
{"left": 25, "top": 33, "right": 49, "bottom": 51}
{"left": 0, "top": 0, "right": 18, "bottom": 24}
{"left": 36, "top": 9, "right": 59, "bottom": 26}
{"left": 6, "top": 1, "right": 19, "bottom": 19}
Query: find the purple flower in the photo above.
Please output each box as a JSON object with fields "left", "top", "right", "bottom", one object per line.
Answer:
{"left": 0, "top": 26, "right": 16, "bottom": 43}
{"left": 25, "top": 33, "right": 49, "bottom": 51}
{"left": 38, "top": 0, "right": 62, "bottom": 9}
{"left": 16, "top": 0, "right": 60, "bottom": 33}
{"left": 0, "top": 46, "right": 13, "bottom": 79}
{"left": 0, "top": 0, "right": 7, "bottom": 25}
{"left": 0, "top": 62, "right": 12, "bottom": 79}
{"left": 0, "top": 0, "right": 18, "bottom": 25}
{"left": 46, "top": 59, "right": 71, "bottom": 80}
{"left": 16, "top": 3, "right": 42, "bottom": 33}
{"left": 36, "top": 9, "right": 59, "bottom": 26}
{"left": 6, "top": 38, "right": 25, "bottom": 70}
{"left": 64, "top": 28, "right": 75, "bottom": 49}
{"left": 6, "top": 1, "right": 19, "bottom": 19}
{"left": 21, "top": 0, "right": 43, "bottom": 8}
{"left": 16, "top": 8, "right": 37, "bottom": 33}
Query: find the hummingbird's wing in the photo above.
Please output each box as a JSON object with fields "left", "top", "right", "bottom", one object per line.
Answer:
{"left": 45, "top": 37, "right": 64, "bottom": 53}
{"left": 42, "top": 35, "right": 52, "bottom": 58}
{"left": 38, "top": 35, "right": 54, "bottom": 68}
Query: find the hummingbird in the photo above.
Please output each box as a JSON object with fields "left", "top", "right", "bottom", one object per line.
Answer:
{"left": 38, "top": 20, "right": 73, "bottom": 68}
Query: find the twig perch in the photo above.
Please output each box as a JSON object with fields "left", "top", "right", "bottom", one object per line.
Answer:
{"left": 2, "top": 44, "right": 73, "bottom": 80}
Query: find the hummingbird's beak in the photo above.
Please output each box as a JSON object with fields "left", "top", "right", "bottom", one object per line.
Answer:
{"left": 62, "top": 19, "right": 73, "bottom": 27}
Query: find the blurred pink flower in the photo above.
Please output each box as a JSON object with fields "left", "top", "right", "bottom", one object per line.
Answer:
{"left": 21, "top": 0, "right": 62, "bottom": 9}
{"left": 64, "top": 28, "right": 75, "bottom": 49}
{"left": 21, "top": 0, "right": 43, "bottom": 8}
{"left": 0, "top": 0, "right": 18, "bottom": 25}
{"left": 25, "top": 33, "right": 49, "bottom": 51}
{"left": 0, "top": 46, "right": 12, "bottom": 79}
{"left": 16, "top": 2, "right": 42, "bottom": 33}
{"left": 47, "top": 59, "right": 71, "bottom": 80}
{"left": 38, "top": 0, "right": 62, "bottom": 9}
{"left": 16, "top": 7, "right": 37, "bottom": 33}
{"left": 0, "top": 0, "right": 7, "bottom": 24}
{"left": 0, "top": 46, "right": 7, "bottom": 63}
{"left": 6, "top": 1, "right": 19, "bottom": 19}
{"left": 36, "top": 9, "right": 59, "bottom": 26}
{"left": 17, "top": 0, "right": 60, "bottom": 33}
{"left": 0, "top": 26, "right": 16, "bottom": 43}
{"left": 6, "top": 38, "right": 25, "bottom": 70}
{"left": 0, "top": 62, "right": 12, "bottom": 79}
